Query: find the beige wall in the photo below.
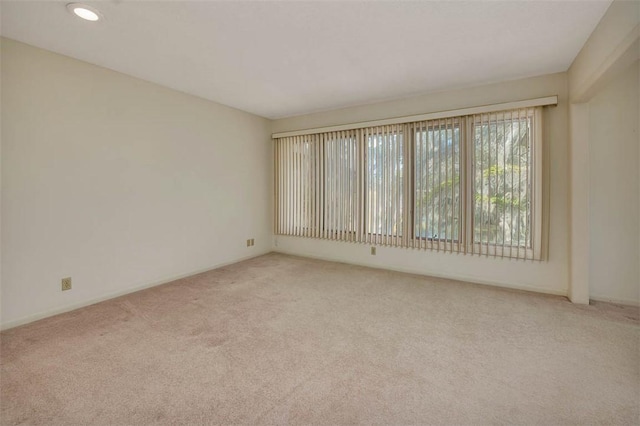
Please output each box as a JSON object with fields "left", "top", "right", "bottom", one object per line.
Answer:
{"left": 272, "top": 74, "right": 571, "bottom": 296}
{"left": 567, "top": 0, "right": 639, "bottom": 305}
{"left": 588, "top": 61, "right": 639, "bottom": 304}
{"left": 568, "top": 0, "right": 639, "bottom": 102}
{"left": 1, "top": 38, "right": 272, "bottom": 328}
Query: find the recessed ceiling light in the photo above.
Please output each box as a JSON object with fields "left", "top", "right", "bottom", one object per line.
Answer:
{"left": 66, "top": 3, "right": 102, "bottom": 22}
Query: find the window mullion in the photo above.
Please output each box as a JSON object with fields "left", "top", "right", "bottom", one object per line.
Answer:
{"left": 405, "top": 123, "right": 412, "bottom": 249}
{"left": 533, "top": 108, "right": 543, "bottom": 260}
{"left": 465, "top": 116, "right": 474, "bottom": 255}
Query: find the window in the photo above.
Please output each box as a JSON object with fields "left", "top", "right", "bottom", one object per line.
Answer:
{"left": 323, "top": 132, "right": 358, "bottom": 239}
{"left": 470, "top": 109, "right": 542, "bottom": 259}
{"left": 274, "top": 106, "right": 544, "bottom": 260}
{"left": 412, "top": 118, "right": 462, "bottom": 251}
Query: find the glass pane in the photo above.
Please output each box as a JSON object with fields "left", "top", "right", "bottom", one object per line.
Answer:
{"left": 297, "top": 140, "right": 314, "bottom": 232}
{"left": 473, "top": 116, "right": 532, "bottom": 248}
{"left": 324, "top": 135, "right": 358, "bottom": 233}
{"left": 366, "top": 132, "right": 403, "bottom": 236}
{"left": 414, "top": 124, "right": 460, "bottom": 241}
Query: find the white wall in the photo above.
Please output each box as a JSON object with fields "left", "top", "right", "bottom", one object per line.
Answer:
{"left": 588, "top": 61, "right": 639, "bottom": 304}
{"left": 272, "top": 73, "right": 570, "bottom": 296}
{"left": 1, "top": 38, "right": 272, "bottom": 328}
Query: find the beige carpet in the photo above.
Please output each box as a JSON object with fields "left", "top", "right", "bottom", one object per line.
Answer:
{"left": 1, "top": 253, "right": 638, "bottom": 425}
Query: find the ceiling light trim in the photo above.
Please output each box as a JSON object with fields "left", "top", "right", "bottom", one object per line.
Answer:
{"left": 66, "top": 3, "right": 102, "bottom": 22}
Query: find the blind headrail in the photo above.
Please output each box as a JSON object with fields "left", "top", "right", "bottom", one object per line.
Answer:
{"left": 272, "top": 96, "right": 557, "bottom": 138}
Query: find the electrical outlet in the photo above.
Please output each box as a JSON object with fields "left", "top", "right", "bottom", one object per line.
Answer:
{"left": 370, "top": 247, "right": 376, "bottom": 255}
{"left": 250, "top": 239, "right": 255, "bottom": 246}
{"left": 61, "top": 277, "right": 72, "bottom": 291}
{"left": 246, "top": 239, "right": 251, "bottom": 247}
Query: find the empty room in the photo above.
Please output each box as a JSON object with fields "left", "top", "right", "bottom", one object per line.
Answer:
{"left": 1, "top": 0, "right": 639, "bottom": 424}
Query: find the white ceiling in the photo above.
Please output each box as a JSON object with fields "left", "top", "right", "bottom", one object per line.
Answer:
{"left": 1, "top": 0, "right": 611, "bottom": 119}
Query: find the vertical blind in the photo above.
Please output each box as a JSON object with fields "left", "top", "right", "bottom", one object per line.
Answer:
{"left": 274, "top": 107, "right": 543, "bottom": 260}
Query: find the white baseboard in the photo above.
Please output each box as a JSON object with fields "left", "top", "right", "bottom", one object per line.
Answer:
{"left": 590, "top": 295, "right": 640, "bottom": 307}
{"left": 0, "top": 251, "right": 270, "bottom": 331}
{"left": 272, "top": 248, "right": 568, "bottom": 298}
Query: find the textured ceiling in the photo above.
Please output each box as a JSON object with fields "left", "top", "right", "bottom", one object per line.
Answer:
{"left": 1, "top": 1, "right": 611, "bottom": 118}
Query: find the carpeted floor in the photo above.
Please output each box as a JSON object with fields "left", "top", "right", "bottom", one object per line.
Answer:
{"left": 1, "top": 253, "right": 638, "bottom": 425}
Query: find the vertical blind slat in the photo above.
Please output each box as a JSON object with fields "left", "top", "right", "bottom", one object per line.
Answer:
{"left": 307, "top": 136, "right": 312, "bottom": 238}
{"left": 501, "top": 113, "right": 507, "bottom": 258}
{"left": 302, "top": 137, "right": 306, "bottom": 237}
{"left": 367, "top": 126, "right": 372, "bottom": 244}
{"left": 437, "top": 119, "right": 443, "bottom": 252}
{"left": 529, "top": 109, "right": 534, "bottom": 260}
{"left": 338, "top": 131, "right": 343, "bottom": 241}
{"left": 382, "top": 126, "right": 388, "bottom": 246}
{"left": 343, "top": 131, "right": 348, "bottom": 241}
{"left": 452, "top": 118, "right": 456, "bottom": 253}
{"left": 495, "top": 116, "right": 500, "bottom": 255}
{"left": 292, "top": 136, "right": 297, "bottom": 236}
{"left": 388, "top": 125, "right": 392, "bottom": 246}
{"left": 297, "top": 136, "right": 302, "bottom": 237}
{"left": 285, "top": 138, "right": 290, "bottom": 235}
{"left": 508, "top": 111, "right": 515, "bottom": 257}
{"left": 365, "top": 127, "right": 369, "bottom": 244}
{"left": 418, "top": 121, "right": 421, "bottom": 250}
{"left": 376, "top": 126, "right": 381, "bottom": 246}
{"left": 357, "top": 129, "right": 363, "bottom": 243}
{"left": 416, "top": 122, "right": 421, "bottom": 250}
{"left": 447, "top": 118, "right": 452, "bottom": 253}
{"left": 516, "top": 109, "right": 522, "bottom": 259}
{"left": 291, "top": 136, "right": 296, "bottom": 236}
{"left": 392, "top": 126, "right": 396, "bottom": 246}
{"left": 430, "top": 119, "right": 435, "bottom": 251}
{"left": 524, "top": 109, "right": 529, "bottom": 259}
{"left": 320, "top": 133, "right": 325, "bottom": 239}
{"left": 486, "top": 113, "right": 491, "bottom": 257}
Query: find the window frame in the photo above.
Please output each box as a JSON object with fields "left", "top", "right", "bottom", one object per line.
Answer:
{"left": 465, "top": 108, "right": 543, "bottom": 260}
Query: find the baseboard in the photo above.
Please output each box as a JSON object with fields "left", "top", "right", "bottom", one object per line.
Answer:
{"left": 0, "top": 251, "right": 270, "bottom": 331}
{"left": 272, "top": 248, "right": 568, "bottom": 298}
{"left": 590, "top": 295, "right": 640, "bottom": 307}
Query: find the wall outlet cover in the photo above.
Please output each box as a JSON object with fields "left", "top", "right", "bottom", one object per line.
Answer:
{"left": 61, "top": 277, "right": 72, "bottom": 291}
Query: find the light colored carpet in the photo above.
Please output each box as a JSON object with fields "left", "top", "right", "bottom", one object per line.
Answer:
{"left": 1, "top": 253, "right": 638, "bottom": 425}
